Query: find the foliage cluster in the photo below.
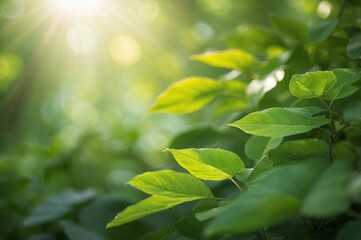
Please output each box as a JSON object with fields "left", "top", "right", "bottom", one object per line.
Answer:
{"left": 106, "top": 1, "right": 361, "bottom": 239}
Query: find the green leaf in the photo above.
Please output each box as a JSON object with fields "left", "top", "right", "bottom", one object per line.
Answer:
{"left": 336, "top": 221, "right": 361, "bottom": 240}
{"left": 149, "top": 77, "right": 222, "bottom": 114}
{"left": 247, "top": 157, "right": 273, "bottom": 183}
{"left": 191, "top": 49, "right": 258, "bottom": 71}
{"left": 301, "top": 161, "right": 352, "bottom": 218}
{"left": 23, "top": 200, "right": 72, "bottom": 227}
{"left": 107, "top": 195, "right": 184, "bottom": 228}
{"left": 347, "top": 33, "right": 361, "bottom": 59}
{"left": 205, "top": 159, "right": 328, "bottom": 236}
{"left": 229, "top": 108, "right": 330, "bottom": 138}
{"left": 322, "top": 69, "right": 359, "bottom": 100}
{"left": 307, "top": 19, "right": 338, "bottom": 42}
{"left": 166, "top": 148, "right": 244, "bottom": 181}
{"left": 245, "top": 136, "right": 282, "bottom": 161}
{"left": 343, "top": 102, "right": 361, "bottom": 122}
{"left": 270, "top": 15, "right": 307, "bottom": 44}
{"left": 193, "top": 199, "right": 220, "bottom": 222}
{"left": 289, "top": 71, "right": 336, "bottom": 99}
{"left": 129, "top": 170, "right": 213, "bottom": 199}
{"left": 59, "top": 221, "right": 103, "bottom": 240}
{"left": 269, "top": 139, "right": 329, "bottom": 165}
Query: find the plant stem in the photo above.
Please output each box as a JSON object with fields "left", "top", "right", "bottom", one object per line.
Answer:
{"left": 229, "top": 177, "right": 244, "bottom": 193}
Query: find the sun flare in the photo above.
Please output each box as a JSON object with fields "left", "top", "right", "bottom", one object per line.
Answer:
{"left": 54, "top": 0, "right": 103, "bottom": 15}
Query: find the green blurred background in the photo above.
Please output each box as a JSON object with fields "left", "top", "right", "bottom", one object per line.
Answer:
{"left": 0, "top": 0, "right": 342, "bottom": 239}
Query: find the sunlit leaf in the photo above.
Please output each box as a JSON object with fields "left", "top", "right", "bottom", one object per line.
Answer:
{"left": 129, "top": 170, "right": 213, "bottom": 199}
{"left": 301, "top": 161, "right": 352, "bottom": 218}
{"left": 166, "top": 148, "right": 244, "bottom": 181}
{"left": 106, "top": 196, "right": 184, "bottom": 228}
{"left": 205, "top": 159, "right": 328, "bottom": 236}
{"left": 245, "top": 136, "right": 282, "bottom": 161}
{"left": 307, "top": 19, "right": 338, "bottom": 42}
{"left": 229, "top": 108, "right": 330, "bottom": 137}
{"left": 149, "top": 77, "right": 222, "bottom": 114}
{"left": 289, "top": 71, "right": 336, "bottom": 99}
{"left": 191, "top": 49, "right": 259, "bottom": 71}
{"left": 269, "top": 139, "right": 329, "bottom": 165}
{"left": 347, "top": 33, "right": 361, "bottom": 59}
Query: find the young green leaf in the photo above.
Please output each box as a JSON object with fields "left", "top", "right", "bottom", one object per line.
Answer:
{"left": 289, "top": 71, "right": 336, "bottom": 99}
{"left": 191, "top": 49, "right": 258, "bottom": 71}
{"left": 307, "top": 19, "right": 338, "bottom": 42}
{"left": 301, "top": 161, "right": 352, "bottom": 218}
{"left": 166, "top": 148, "right": 244, "bottom": 181}
{"left": 245, "top": 136, "right": 282, "bottom": 161}
{"left": 205, "top": 159, "right": 328, "bottom": 236}
{"left": 229, "top": 107, "right": 330, "bottom": 138}
{"left": 322, "top": 69, "right": 359, "bottom": 100}
{"left": 106, "top": 196, "right": 185, "bottom": 228}
{"left": 129, "top": 170, "right": 213, "bottom": 199}
{"left": 148, "top": 77, "right": 222, "bottom": 114}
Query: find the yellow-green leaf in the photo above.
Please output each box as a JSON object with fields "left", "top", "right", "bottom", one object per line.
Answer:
{"left": 192, "top": 49, "right": 258, "bottom": 71}
{"left": 166, "top": 148, "right": 244, "bottom": 181}
{"left": 106, "top": 196, "right": 184, "bottom": 228}
{"left": 129, "top": 170, "right": 213, "bottom": 199}
{"left": 149, "top": 77, "right": 222, "bottom": 114}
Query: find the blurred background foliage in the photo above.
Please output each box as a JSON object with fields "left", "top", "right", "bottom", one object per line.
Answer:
{"left": 0, "top": 0, "right": 354, "bottom": 239}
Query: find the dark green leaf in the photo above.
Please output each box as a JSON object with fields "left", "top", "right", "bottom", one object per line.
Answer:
{"left": 59, "top": 221, "right": 103, "bottom": 240}
{"left": 149, "top": 77, "right": 222, "bottom": 114}
{"left": 205, "top": 159, "right": 328, "bottom": 236}
{"left": 347, "top": 34, "right": 361, "bottom": 59}
{"left": 269, "top": 139, "right": 329, "bottom": 164}
{"left": 247, "top": 157, "right": 273, "bottom": 183}
{"left": 301, "top": 161, "right": 352, "bottom": 218}
{"left": 229, "top": 108, "right": 330, "bottom": 138}
{"left": 307, "top": 19, "right": 338, "bottom": 42}
{"left": 336, "top": 221, "right": 361, "bottom": 240}
{"left": 270, "top": 15, "right": 307, "bottom": 44}
{"left": 343, "top": 102, "right": 361, "bottom": 122}
{"left": 166, "top": 148, "right": 244, "bottom": 181}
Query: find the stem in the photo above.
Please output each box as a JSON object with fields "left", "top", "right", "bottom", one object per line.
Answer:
{"left": 229, "top": 177, "right": 244, "bottom": 193}
{"left": 319, "top": 98, "right": 330, "bottom": 110}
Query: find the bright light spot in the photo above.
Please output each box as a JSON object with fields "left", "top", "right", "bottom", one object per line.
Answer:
{"left": 317, "top": 1, "right": 332, "bottom": 19}
{"left": 70, "top": 101, "right": 99, "bottom": 127}
{"left": 54, "top": 0, "right": 102, "bottom": 14}
{"left": 0, "top": 54, "right": 22, "bottom": 81}
{"left": 1, "top": 0, "right": 25, "bottom": 19}
{"left": 109, "top": 36, "right": 142, "bottom": 66}
{"left": 67, "top": 25, "right": 97, "bottom": 55}
{"left": 191, "top": 22, "right": 214, "bottom": 43}
{"left": 138, "top": 0, "right": 159, "bottom": 23}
